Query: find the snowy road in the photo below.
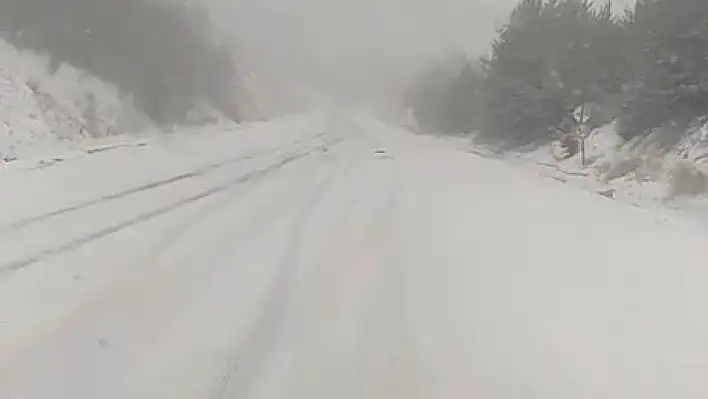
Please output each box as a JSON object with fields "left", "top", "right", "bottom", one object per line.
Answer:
{"left": 2, "top": 113, "right": 708, "bottom": 399}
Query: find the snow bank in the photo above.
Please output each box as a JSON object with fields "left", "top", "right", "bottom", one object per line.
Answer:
{"left": 0, "top": 40, "right": 150, "bottom": 162}
{"left": 474, "top": 120, "right": 708, "bottom": 215}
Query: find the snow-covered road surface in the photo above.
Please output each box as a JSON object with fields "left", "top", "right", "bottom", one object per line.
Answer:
{"left": 1, "top": 113, "right": 708, "bottom": 399}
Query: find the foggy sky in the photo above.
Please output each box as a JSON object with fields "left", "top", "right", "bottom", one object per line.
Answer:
{"left": 208, "top": 0, "right": 634, "bottom": 55}
{"left": 201, "top": 0, "right": 635, "bottom": 107}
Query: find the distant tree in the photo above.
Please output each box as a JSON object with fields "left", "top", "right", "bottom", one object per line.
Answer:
{"left": 407, "top": 54, "right": 485, "bottom": 134}
{"left": 0, "top": 0, "right": 239, "bottom": 124}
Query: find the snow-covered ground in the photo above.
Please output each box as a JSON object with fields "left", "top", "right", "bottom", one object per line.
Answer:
{"left": 470, "top": 121, "right": 708, "bottom": 228}
{"left": 1, "top": 112, "right": 708, "bottom": 398}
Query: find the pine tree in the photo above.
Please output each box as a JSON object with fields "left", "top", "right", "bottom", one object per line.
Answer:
{"left": 619, "top": 0, "right": 708, "bottom": 142}
{"left": 480, "top": 0, "right": 625, "bottom": 146}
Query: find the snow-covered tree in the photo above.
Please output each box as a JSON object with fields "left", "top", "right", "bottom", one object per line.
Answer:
{"left": 0, "top": 0, "right": 238, "bottom": 124}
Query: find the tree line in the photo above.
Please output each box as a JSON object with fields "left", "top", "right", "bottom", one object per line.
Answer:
{"left": 0, "top": 0, "right": 239, "bottom": 125}
{"left": 408, "top": 0, "right": 708, "bottom": 149}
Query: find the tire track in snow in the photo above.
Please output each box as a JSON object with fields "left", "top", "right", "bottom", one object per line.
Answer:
{"left": 0, "top": 138, "right": 343, "bottom": 274}
{"left": 0, "top": 156, "right": 333, "bottom": 379}
{"left": 277, "top": 155, "right": 426, "bottom": 399}
{"left": 261, "top": 156, "right": 401, "bottom": 399}
{"left": 2, "top": 133, "right": 328, "bottom": 232}
{"left": 357, "top": 173, "right": 432, "bottom": 399}
{"left": 207, "top": 141, "right": 353, "bottom": 399}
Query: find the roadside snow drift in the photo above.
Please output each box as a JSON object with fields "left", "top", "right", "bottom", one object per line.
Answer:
{"left": 494, "top": 121, "right": 708, "bottom": 217}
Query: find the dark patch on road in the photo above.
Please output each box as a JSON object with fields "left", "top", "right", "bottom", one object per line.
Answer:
{"left": 0, "top": 138, "right": 342, "bottom": 275}
{"left": 3, "top": 133, "right": 328, "bottom": 232}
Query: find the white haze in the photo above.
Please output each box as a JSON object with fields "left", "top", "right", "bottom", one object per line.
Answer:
{"left": 202, "top": 0, "right": 635, "bottom": 112}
